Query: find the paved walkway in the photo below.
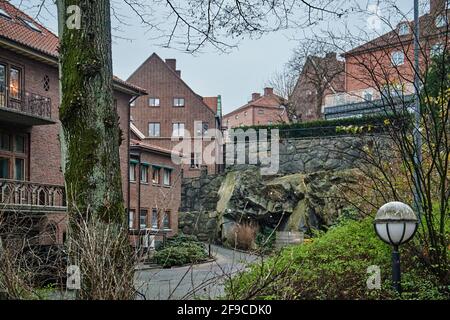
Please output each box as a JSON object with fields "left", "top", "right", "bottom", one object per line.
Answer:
{"left": 134, "top": 245, "right": 261, "bottom": 300}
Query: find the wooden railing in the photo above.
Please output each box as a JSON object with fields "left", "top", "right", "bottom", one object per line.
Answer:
{"left": 0, "top": 179, "right": 66, "bottom": 212}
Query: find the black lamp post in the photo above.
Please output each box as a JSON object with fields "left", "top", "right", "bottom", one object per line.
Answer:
{"left": 374, "top": 202, "right": 418, "bottom": 293}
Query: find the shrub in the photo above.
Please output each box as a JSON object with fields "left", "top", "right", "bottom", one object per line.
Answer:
{"left": 255, "top": 227, "right": 276, "bottom": 254}
{"left": 153, "top": 234, "right": 208, "bottom": 268}
{"left": 226, "top": 223, "right": 258, "bottom": 251}
{"left": 225, "top": 217, "right": 449, "bottom": 300}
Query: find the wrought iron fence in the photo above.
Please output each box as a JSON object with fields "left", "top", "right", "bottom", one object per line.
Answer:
{"left": 0, "top": 85, "right": 52, "bottom": 120}
{"left": 0, "top": 179, "right": 66, "bottom": 210}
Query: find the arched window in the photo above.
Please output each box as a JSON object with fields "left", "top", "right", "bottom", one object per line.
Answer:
{"left": 398, "top": 22, "right": 409, "bottom": 36}
{"left": 391, "top": 51, "right": 405, "bottom": 66}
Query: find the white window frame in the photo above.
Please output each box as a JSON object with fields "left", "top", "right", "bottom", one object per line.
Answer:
{"left": 139, "top": 209, "right": 147, "bottom": 229}
{"left": 129, "top": 163, "right": 136, "bottom": 182}
{"left": 151, "top": 209, "right": 159, "bottom": 229}
{"left": 173, "top": 97, "right": 185, "bottom": 107}
{"left": 172, "top": 122, "right": 185, "bottom": 137}
{"left": 148, "top": 97, "right": 160, "bottom": 107}
{"left": 435, "top": 15, "right": 448, "bottom": 28}
{"left": 391, "top": 51, "right": 405, "bottom": 66}
{"left": 141, "top": 164, "right": 148, "bottom": 183}
{"left": 398, "top": 22, "right": 409, "bottom": 36}
{"left": 129, "top": 210, "right": 134, "bottom": 229}
{"left": 163, "top": 168, "right": 171, "bottom": 186}
{"left": 431, "top": 43, "right": 444, "bottom": 57}
{"left": 148, "top": 122, "right": 160, "bottom": 137}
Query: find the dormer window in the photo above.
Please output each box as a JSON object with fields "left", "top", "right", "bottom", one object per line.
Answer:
{"left": 435, "top": 15, "right": 448, "bottom": 28}
{"left": 398, "top": 22, "right": 409, "bottom": 36}
{"left": 21, "top": 19, "right": 41, "bottom": 32}
{"left": 0, "top": 8, "right": 11, "bottom": 19}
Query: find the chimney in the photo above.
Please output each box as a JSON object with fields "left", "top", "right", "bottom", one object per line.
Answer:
{"left": 165, "top": 58, "right": 176, "bottom": 71}
{"left": 264, "top": 87, "right": 273, "bottom": 96}
{"left": 325, "top": 52, "right": 336, "bottom": 60}
{"left": 176, "top": 70, "right": 181, "bottom": 77}
{"left": 252, "top": 92, "right": 261, "bottom": 101}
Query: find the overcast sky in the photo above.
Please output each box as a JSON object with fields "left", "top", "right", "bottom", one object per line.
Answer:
{"left": 12, "top": 0, "right": 415, "bottom": 114}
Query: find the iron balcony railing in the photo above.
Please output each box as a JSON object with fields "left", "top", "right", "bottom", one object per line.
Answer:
{"left": 324, "top": 95, "right": 416, "bottom": 120}
{"left": 0, "top": 179, "right": 66, "bottom": 212}
{"left": 0, "top": 85, "right": 52, "bottom": 120}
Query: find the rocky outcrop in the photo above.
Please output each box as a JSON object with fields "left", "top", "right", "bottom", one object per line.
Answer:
{"left": 180, "top": 167, "right": 363, "bottom": 241}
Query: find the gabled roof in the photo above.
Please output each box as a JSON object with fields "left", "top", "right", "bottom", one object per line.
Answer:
{"left": 344, "top": 10, "right": 447, "bottom": 56}
{"left": 0, "top": 0, "right": 58, "bottom": 58}
{"left": 127, "top": 52, "right": 216, "bottom": 115}
{"left": 0, "top": 1, "right": 146, "bottom": 96}
{"left": 224, "top": 92, "right": 286, "bottom": 118}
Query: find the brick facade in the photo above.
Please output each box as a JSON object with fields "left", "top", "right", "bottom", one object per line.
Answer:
{"left": 127, "top": 53, "right": 220, "bottom": 178}
{"left": 290, "top": 53, "right": 345, "bottom": 121}
{"left": 223, "top": 87, "right": 288, "bottom": 128}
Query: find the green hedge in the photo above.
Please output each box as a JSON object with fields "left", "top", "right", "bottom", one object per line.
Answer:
{"left": 225, "top": 217, "right": 448, "bottom": 300}
{"left": 153, "top": 234, "right": 208, "bottom": 268}
{"left": 230, "top": 115, "right": 404, "bottom": 139}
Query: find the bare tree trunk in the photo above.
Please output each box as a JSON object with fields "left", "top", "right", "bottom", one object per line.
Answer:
{"left": 57, "top": 0, "right": 124, "bottom": 224}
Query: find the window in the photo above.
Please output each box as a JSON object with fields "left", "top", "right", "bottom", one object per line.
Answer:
{"left": 0, "top": 8, "right": 11, "bottom": 19}
{"left": 0, "top": 133, "right": 11, "bottom": 151}
{"left": 151, "top": 209, "right": 159, "bottom": 229}
{"left": 15, "top": 135, "right": 25, "bottom": 153}
{"left": 0, "top": 133, "right": 27, "bottom": 180}
{"left": 148, "top": 122, "right": 160, "bottom": 137}
{"left": 363, "top": 91, "right": 373, "bottom": 102}
{"left": 0, "top": 64, "right": 5, "bottom": 107}
{"left": 9, "top": 67, "right": 20, "bottom": 100}
{"left": 398, "top": 22, "right": 409, "bottom": 35}
{"left": 0, "top": 157, "right": 9, "bottom": 179}
{"left": 140, "top": 209, "right": 148, "bottom": 229}
{"left": 235, "top": 115, "right": 239, "bottom": 119}
{"left": 244, "top": 111, "right": 248, "bottom": 116}
{"left": 258, "top": 109, "right": 264, "bottom": 115}
{"left": 195, "top": 122, "right": 209, "bottom": 136}
{"left": 21, "top": 19, "right": 41, "bottom": 32}
{"left": 163, "top": 211, "right": 170, "bottom": 229}
{"left": 431, "top": 43, "right": 444, "bottom": 57}
{"left": 129, "top": 162, "right": 136, "bottom": 181}
{"left": 190, "top": 152, "right": 201, "bottom": 168}
{"left": 163, "top": 168, "right": 171, "bottom": 186}
{"left": 14, "top": 158, "right": 24, "bottom": 181}
{"left": 152, "top": 167, "right": 160, "bottom": 184}
{"left": 141, "top": 164, "right": 148, "bottom": 183}
{"left": 43, "top": 75, "right": 50, "bottom": 91}
{"left": 267, "top": 121, "right": 272, "bottom": 125}
{"left": 148, "top": 98, "right": 160, "bottom": 107}
{"left": 173, "top": 98, "right": 185, "bottom": 107}
{"left": 391, "top": 51, "right": 404, "bottom": 66}
{"left": 435, "top": 15, "right": 448, "bottom": 28}
{"left": 129, "top": 210, "right": 135, "bottom": 229}
{"left": 172, "top": 122, "right": 185, "bottom": 137}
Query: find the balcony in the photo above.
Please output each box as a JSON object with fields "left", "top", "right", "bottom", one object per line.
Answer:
{"left": 0, "top": 179, "right": 66, "bottom": 213}
{"left": 0, "top": 87, "right": 55, "bottom": 126}
{"left": 324, "top": 95, "right": 416, "bottom": 120}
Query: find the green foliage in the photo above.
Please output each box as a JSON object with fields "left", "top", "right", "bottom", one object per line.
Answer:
{"left": 255, "top": 227, "right": 276, "bottom": 254}
{"left": 226, "top": 218, "right": 448, "bottom": 300}
{"left": 233, "top": 115, "right": 397, "bottom": 139}
{"left": 153, "top": 234, "right": 208, "bottom": 268}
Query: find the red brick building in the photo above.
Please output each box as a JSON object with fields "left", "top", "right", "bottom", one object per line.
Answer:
{"left": 323, "top": 0, "right": 449, "bottom": 118}
{"left": 289, "top": 53, "right": 345, "bottom": 121}
{"left": 223, "top": 87, "right": 287, "bottom": 128}
{"left": 0, "top": 2, "right": 146, "bottom": 244}
{"left": 128, "top": 124, "right": 182, "bottom": 245}
{"left": 127, "top": 53, "right": 221, "bottom": 178}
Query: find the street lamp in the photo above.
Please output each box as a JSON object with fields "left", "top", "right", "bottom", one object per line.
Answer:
{"left": 374, "top": 201, "right": 419, "bottom": 293}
